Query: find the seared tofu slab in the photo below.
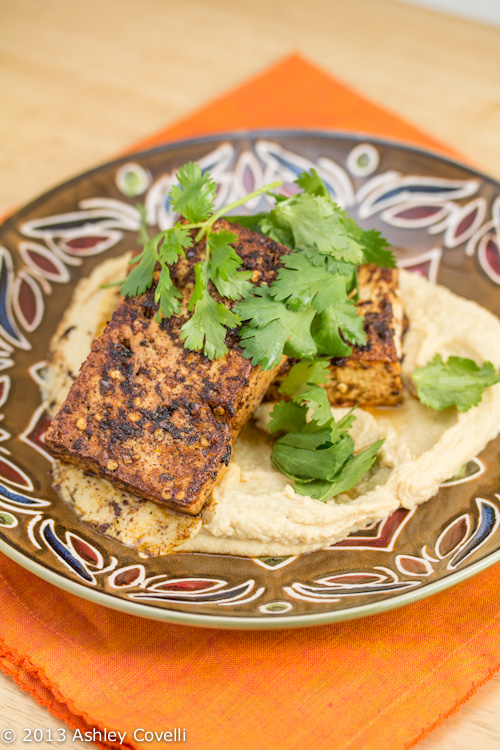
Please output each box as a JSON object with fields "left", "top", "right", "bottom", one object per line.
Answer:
{"left": 45, "top": 221, "right": 289, "bottom": 515}
{"left": 328, "top": 265, "right": 404, "bottom": 406}
{"left": 267, "top": 265, "right": 404, "bottom": 407}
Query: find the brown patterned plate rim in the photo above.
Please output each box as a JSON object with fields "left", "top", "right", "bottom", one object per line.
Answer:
{"left": 1, "top": 129, "right": 499, "bottom": 629}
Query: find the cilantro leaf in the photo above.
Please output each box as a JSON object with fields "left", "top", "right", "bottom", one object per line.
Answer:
{"left": 179, "top": 227, "right": 254, "bottom": 358}
{"left": 268, "top": 401, "right": 309, "bottom": 434}
{"left": 207, "top": 229, "right": 253, "bottom": 300}
{"left": 307, "top": 254, "right": 360, "bottom": 302}
{"left": 180, "top": 294, "right": 238, "bottom": 360}
{"left": 157, "top": 224, "right": 192, "bottom": 265}
{"left": 271, "top": 424, "right": 383, "bottom": 502}
{"left": 359, "top": 229, "right": 396, "bottom": 268}
{"left": 336, "top": 408, "right": 357, "bottom": 431}
{"left": 276, "top": 360, "right": 332, "bottom": 427}
{"left": 121, "top": 222, "right": 192, "bottom": 309}
{"left": 310, "top": 312, "right": 353, "bottom": 357}
{"left": 329, "top": 299, "right": 366, "bottom": 347}
{"left": 268, "top": 356, "right": 383, "bottom": 502}
{"left": 169, "top": 162, "right": 217, "bottom": 223}
{"left": 295, "top": 168, "right": 330, "bottom": 198}
{"left": 310, "top": 297, "right": 366, "bottom": 358}
{"left": 235, "top": 288, "right": 317, "bottom": 370}
{"left": 180, "top": 264, "right": 240, "bottom": 360}
{"left": 297, "top": 385, "right": 333, "bottom": 426}
{"left": 267, "top": 253, "right": 366, "bottom": 359}
{"left": 272, "top": 432, "right": 354, "bottom": 482}
{"left": 293, "top": 439, "right": 384, "bottom": 501}
{"left": 278, "top": 359, "right": 330, "bottom": 395}
{"left": 208, "top": 229, "right": 238, "bottom": 273}
{"left": 121, "top": 238, "right": 158, "bottom": 298}
{"left": 225, "top": 214, "right": 267, "bottom": 232}
{"left": 154, "top": 266, "right": 182, "bottom": 321}
{"left": 270, "top": 253, "right": 348, "bottom": 313}
{"left": 412, "top": 354, "right": 500, "bottom": 412}
{"left": 292, "top": 479, "right": 336, "bottom": 502}
{"left": 187, "top": 260, "right": 206, "bottom": 310}
{"left": 259, "top": 210, "right": 294, "bottom": 248}
{"left": 323, "top": 439, "right": 384, "bottom": 496}
{"left": 292, "top": 169, "right": 395, "bottom": 268}
{"left": 261, "top": 193, "right": 364, "bottom": 264}
{"left": 312, "top": 254, "right": 359, "bottom": 279}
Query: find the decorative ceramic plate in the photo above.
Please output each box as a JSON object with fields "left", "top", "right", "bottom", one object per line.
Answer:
{"left": 0, "top": 131, "right": 499, "bottom": 629}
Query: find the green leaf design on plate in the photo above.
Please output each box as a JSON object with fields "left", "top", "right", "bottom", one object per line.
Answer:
{"left": 258, "top": 556, "right": 292, "bottom": 568}
{"left": 0, "top": 511, "right": 17, "bottom": 527}
{"left": 442, "top": 459, "right": 482, "bottom": 485}
{"left": 261, "top": 602, "right": 291, "bottom": 613}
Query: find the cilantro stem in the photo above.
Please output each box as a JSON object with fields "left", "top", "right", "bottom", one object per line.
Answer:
{"left": 136, "top": 204, "right": 150, "bottom": 245}
{"left": 193, "top": 180, "right": 282, "bottom": 242}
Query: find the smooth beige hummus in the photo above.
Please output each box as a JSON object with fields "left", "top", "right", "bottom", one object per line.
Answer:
{"left": 42, "top": 258, "right": 500, "bottom": 557}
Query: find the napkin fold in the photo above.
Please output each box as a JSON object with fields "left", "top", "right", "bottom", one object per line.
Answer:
{"left": 1, "top": 54, "right": 499, "bottom": 750}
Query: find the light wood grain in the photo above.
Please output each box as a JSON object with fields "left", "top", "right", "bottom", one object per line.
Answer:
{"left": 0, "top": 681, "right": 89, "bottom": 750}
{"left": 1, "top": 0, "right": 500, "bottom": 217}
{"left": 1, "top": 0, "right": 500, "bottom": 748}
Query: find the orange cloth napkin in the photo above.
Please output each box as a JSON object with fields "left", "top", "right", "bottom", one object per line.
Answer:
{"left": 2, "top": 54, "right": 500, "bottom": 750}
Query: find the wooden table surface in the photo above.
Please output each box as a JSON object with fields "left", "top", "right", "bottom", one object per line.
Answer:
{"left": 1, "top": 0, "right": 500, "bottom": 747}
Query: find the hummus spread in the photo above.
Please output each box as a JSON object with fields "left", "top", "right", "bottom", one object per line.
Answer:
{"left": 42, "top": 257, "right": 500, "bottom": 557}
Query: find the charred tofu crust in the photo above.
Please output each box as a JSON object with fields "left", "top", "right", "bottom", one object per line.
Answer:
{"left": 267, "top": 265, "right": 404, "bottom": 407}
{"left": 45, "top": 221, "right": 290, "bottom": 515}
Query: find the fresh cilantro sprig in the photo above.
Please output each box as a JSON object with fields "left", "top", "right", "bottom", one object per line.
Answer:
{"left": 180, "top": 228, "right": 253, "bottom": 359}
{"left": 235, "top": 288, "right": 317, "bottom": 370}
{"left": 119, "top": 163, "right": 395, "bottom": 366}
{"left": 229, "top": 168, "right": 396, "bottom": 269}
{"left": 121, "top": 223, "right": 192, "bottom": 318}
{"left": 179, "top": 262, "right": 241, "bottom": 360}
{"left": 168, "top": 162, "right": 216, "bottom": 223}
{"left": 276, "top": 359, "right": 333, "bottom": 425}
{"left": 119, "top": 162, "right": 281, "bottom": 357}
{"left": 235, "top": 168, "right": 395, "bottom": 369}
{"left": 206, "top": 229, "right": 253, "bottom": 301}
{"left": 268, "top": 361, "right": 384, "bottom": 502}
{"left": 413, "top": 355, "right": 500, "bottom": 412}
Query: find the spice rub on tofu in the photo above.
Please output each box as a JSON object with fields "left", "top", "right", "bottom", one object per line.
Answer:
{"left": 267, "top": 264, "right": 404, "bottom": 407}
{"left": 45, "top": 220, "right": 290, "bottom": 516}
